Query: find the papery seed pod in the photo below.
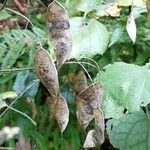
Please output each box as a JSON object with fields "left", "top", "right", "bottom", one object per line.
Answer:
{"left": 76, "top": 82, "right": 103, "bottom": 129}
{"left": 54, "top": 95, "right": 69, "bottom": 133}
{"left": 83, "top": 109, "right": 105, "bottom": 148}
{"left": 67, "top": 71, "right": 88, "bottom": 95}
{"left": 34, "top": 48, "right": 59, "bottom": 99}
{"left": 47, "top": 0, "right": 72, "bottom": 69}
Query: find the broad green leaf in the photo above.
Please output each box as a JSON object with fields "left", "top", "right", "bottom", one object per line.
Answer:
{"left": 69, "top": 17, "right": 109, "bottom": 59}
{"left": 77, "top": 0, "right": 102, "bottom": 16}
{"left": 107, "top": 111, "right": 150, "bottom": 150}
{"left": 108, "top": 27, "right": 123, "bottom": 47}
{"left": 117, "top": 0, "right": 146, "bottom": 7}
{"left": 95, "top": 62, "right": 150, "bottom": 118}
{"left": 13, "top": 71, "right": 39, "bottom": 98}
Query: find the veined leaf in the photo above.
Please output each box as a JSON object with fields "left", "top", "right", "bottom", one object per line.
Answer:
{"left": 95, "top": 62, "right": 150, "bottom": 118}
{"left": 107, "top": 111, "right": 150, "bottom": 150}
{"left": 13, "top": 71, "right": 39, "bottom": 98}
{"left": 77, "top": 0, "right": 101, "bottom": 16}
{"left": 108, "top": 27, "right": 123, "bottom": 47}
{"left": 69, "top": 17, "right": 109, "bottom": 59}
{"left": 117, "top": 0, "right": 146, "bottom": 7}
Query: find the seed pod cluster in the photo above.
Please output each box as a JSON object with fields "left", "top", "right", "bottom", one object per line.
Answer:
{"left": 68, "top": 72, "right": 105, "bottom": 148}
{"left": 34, "top": 48, "right": 69, "bottom": 133}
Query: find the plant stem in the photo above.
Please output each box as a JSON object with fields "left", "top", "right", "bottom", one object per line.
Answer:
{"left": 8, "top": 106, "right": 36, "bottom": 125}
{"left": 0, "top": 67, "right": 34, "bottom": 72}
{"left": 146, "top": 104, "right": 150, "bottom": 119}
{"left": 0, "top": 79, "right": 39, "bottom": 118}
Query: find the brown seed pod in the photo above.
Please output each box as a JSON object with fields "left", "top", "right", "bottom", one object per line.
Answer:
{"left": 47, "top": 0, "right": 72, "bottom": 69}
{"left": 54, "top": 95, "right": 69, "bottom": 133}
{"left": 76, "top": 82, "right": 103, "bottom": 129}
{"left": 83, "top": 109, "right": 105, "bottom": 148}
{"left": 34, "top": 48, "right": 59, "bottom": 99}
{"left": 67, "top": 71, "right": 88, "bottom": 95}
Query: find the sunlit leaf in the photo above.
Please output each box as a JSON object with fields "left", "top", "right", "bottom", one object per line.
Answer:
{"left": 106, "top": 3, "right": 121, "bottom": 17}
{"left": 77, "top": 0, "right": 100, "bottom": 16}
{"left": 69, "top": 17, "right": 109, "bottom": 59}
{"left": 126, "top": 13, "right": 137, "bottom": 43}
{"left": 0, "top": 91, "right": 17, "bottom": 100}
{"left": 117, "top": 0, "right": 146, "bottom": 7}
{"left": 108, "top": 27, "right": 123, "bottom": 47}
{"left": 107, "top": 111, "right": 150, "bottom": 150}
{"left": 95, "top": 62, "right": 150, "bottom": 118}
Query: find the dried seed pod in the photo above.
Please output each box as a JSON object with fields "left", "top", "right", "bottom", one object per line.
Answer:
{"left": 93, "top": 108, "right": 105, "bottom": 144}
{"left": 67, "top": 71, "right": 88, "bottom": 94}
{"left": 34, "top": 48, "right": 59, "bottom": 99}
{"left": 83, "top": 109, "right": 105, "bottom": 148}
{"left": 76, "top": 82, "right": 103, "bottom": 129}
{"left": 47, "top": 1, "right": 72, "bottom": 69}
{"left": 54, "top": 95, "right": 69, "bottom": 133}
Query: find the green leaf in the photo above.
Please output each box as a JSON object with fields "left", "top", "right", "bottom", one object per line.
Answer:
{"left": 95, "top": 62, "right": 150, "bottom": 118}
{"left": 69, "top": 17, "right": 109, "bottom": 59}
{"left": 77, "top": 0, "right": 101, "bottom": 15}
{"left": 106, "top": 111, "right": 150, "bottom": 150}
{"left": 108, "top": 27, "right": 123, "bottom": 47}
{"left": 0, "top": 10, "right": 11, "bottom": 20}
{"left": 13, "top": 71, "right": 39, "bottom": 98}
{"left": 117, "top": 0, "right": 146, "bottom": 7}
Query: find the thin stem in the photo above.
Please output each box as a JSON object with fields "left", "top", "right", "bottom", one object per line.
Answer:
{"left": 146, "top": 104, "right": 150, "bottom": 119}
{"left": 65, "top": 61, "right": 93, "bottom": 84}
{"left": 0, "top": 79, "right": 39, "bottom": 118}
{"left": 0, "top": 147, "right": 15, "bottom": 150}
{"left": 5, "top": 8, "right": 34, "bottom": 27}
{"left": 0, "top": 67, "right": 34, "bottom": 72}
{"left": 81, "top": 57, "right": 100, "bottom": 72}
{"left": 8, "top": 106, "right": 36, "bottom": 125}
{"left": 65, "top": 61, "right": 97, "bottom": 70}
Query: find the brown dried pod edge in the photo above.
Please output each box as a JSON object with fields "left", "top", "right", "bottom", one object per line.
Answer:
{"left": 34, "top": 48, "right": 59, "bottom": 99}
{"left": 76, "top": 82, "right": 103, "bottom": 129}
{"left": 54, "top": 95, "right": 69, "bottom": 133}
{"left": 47, "top": 0, "right": 72, "bottom": 69}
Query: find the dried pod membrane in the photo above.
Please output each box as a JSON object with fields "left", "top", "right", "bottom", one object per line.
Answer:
{"left": 76, "top": 82, "right": 103, "bottom": 129}
{"left": 34, "top": 48, "right": 69, "bottom": 132}
{"left": 34, "top": 48, "right": 59, "bottom": 99}
{"left": 83, "top": 109, "right": 105, "bottom": 148}
{"left": 67, "top": 71, "right": 88, "bottom": 94}
{"left": 54, "top": 95, "right": 69, "bottom": 133}
{"left": 47, "top": 1, "right": 72, "bottom": 69}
